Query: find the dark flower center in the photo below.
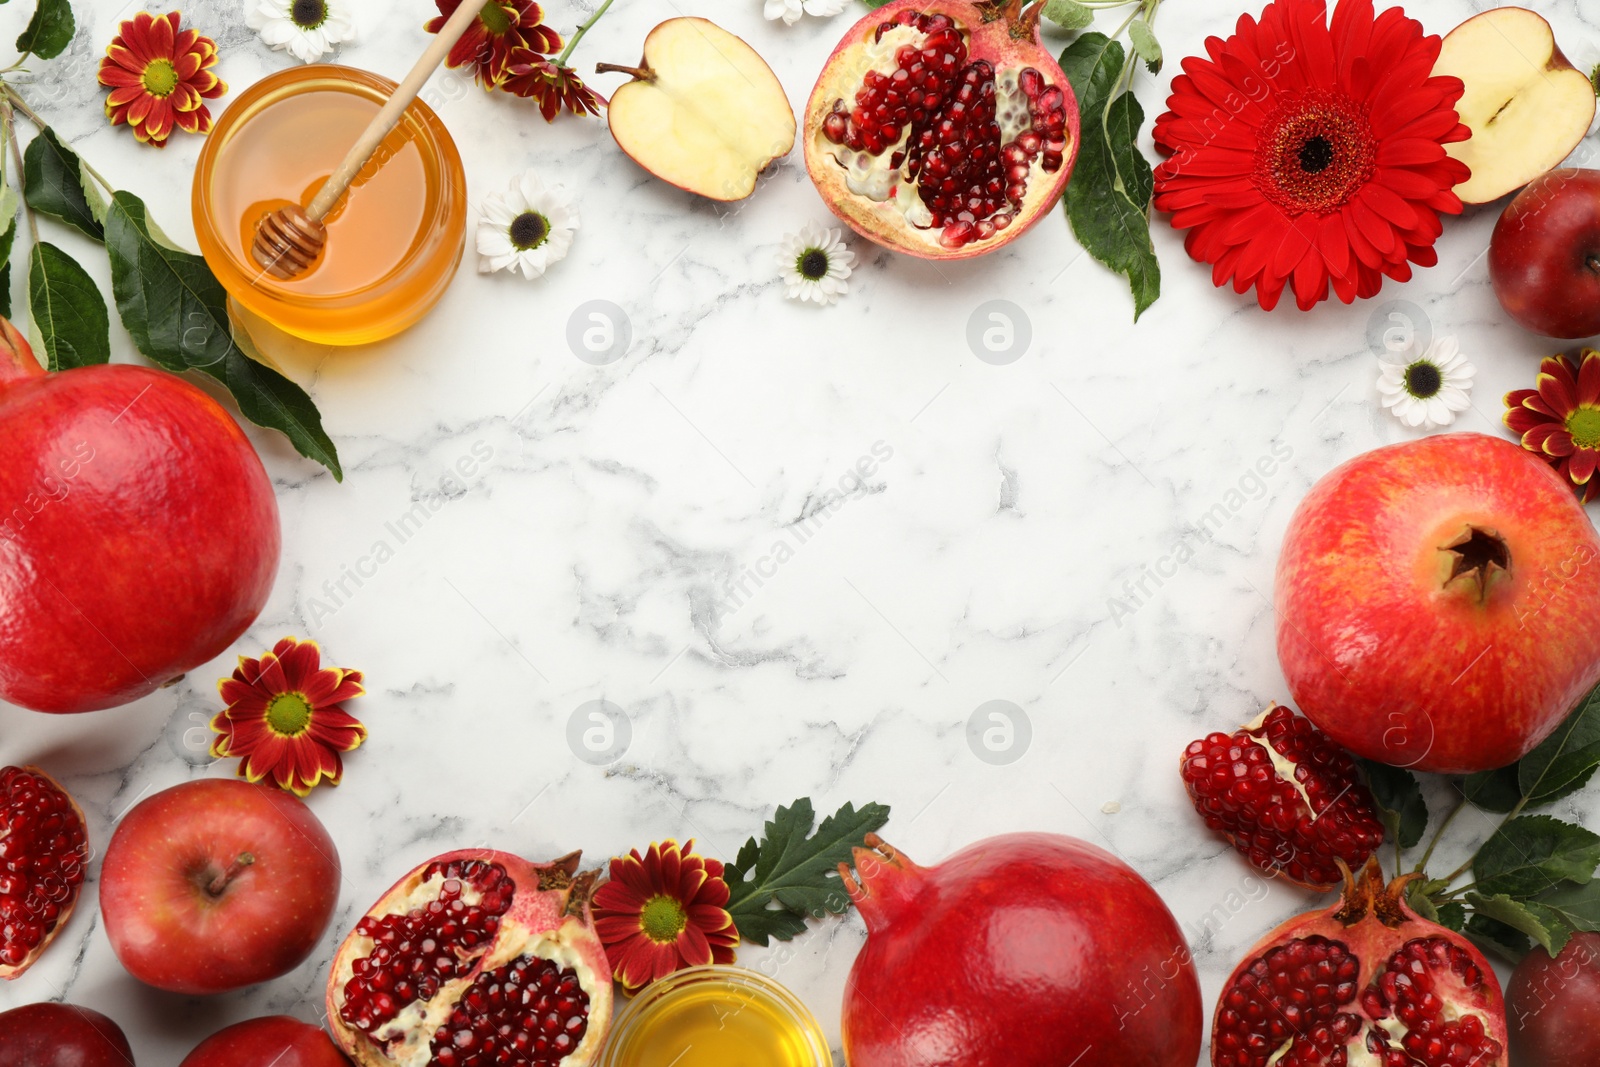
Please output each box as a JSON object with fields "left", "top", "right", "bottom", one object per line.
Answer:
{"left": 510, "top": 211, "right": 550, "bottom": 250}
{"left": 292, "top": 0, "right": 327, "bottom": 28}
{"left": 478, "top": 0, "right": 512, "bottom": 35}
{"left": 798, "top": 249, "right": 829, "bottom": 280}
{"left": 1404, "top": 361, "right": 1443, "bottom": 399}
{"left": 1255, "top": 89, "right": 1376, "bottom": 215}
{"left": 265, "top": 692, "right": 314, "bottom": 736}
{"left": 1568, "top": 407, "right": 1600, "bottom": 450}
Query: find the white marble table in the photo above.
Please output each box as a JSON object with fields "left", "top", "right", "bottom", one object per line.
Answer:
{"left": 2, "top": 0, "right": 1597, "bottom": 1061}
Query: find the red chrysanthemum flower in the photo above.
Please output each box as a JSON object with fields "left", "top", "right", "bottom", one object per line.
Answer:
{"left": 1505, "top": 349, "right": 1600, "bottom": 504}
{"left": 1151, "top": 0, "right": 1472, "bottom": 311}
{"left": 97, "top": 11, "right": 227, "bottom": 148}
{"left": 591, "top": 840, "right": 740, "bottom": 994}
{"left": 425, "top": 0, "right": 561, "bottom": 91}
{"left": 503, "top": 50, "right": 604, "bottom": 120}
{"left": 210, "top": 637, "right": 367, "bottom": 797}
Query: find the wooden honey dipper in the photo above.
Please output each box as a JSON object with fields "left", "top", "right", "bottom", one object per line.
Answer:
{"left": 251, "top": 0, "right": 482, "bottom": 280}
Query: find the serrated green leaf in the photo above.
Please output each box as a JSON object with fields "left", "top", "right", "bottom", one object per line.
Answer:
{"left": 28, "top": 243, "right": 109, "bottom": 370}
{"left": 1475, "top": 816, "right": 1600, "bottom": 898}
{"left": 725, "top": 798, "right": 891, "bottom": 946}
{"left": 1462, "top": 765, "right": 1522, "bottom": 813}
{"left": 1466, "top": 892, "right": 1570, "bottom": 956}
{"left": 23, "top": 129, "right": 103, "bottom": 242}
{"left": 1360, "top": 759, "right": 1428, "bottom": 850}
{"left": 1060, "top": 35, "right": 1161, "bottom": 320}
{"left": 1533, "top": 880, "right": 1600, "bottom": 936}
{"left": 1436, "top": 901, "right": 1466, "bottom": 931}
{"left": 0, "top": 180, "right": 18, "bottom": 320}
{"left": 1465, "top": 911, "right": 1532, "bottom": 959}
{"left": 1408, "top": 884, "right": 1439, "bottom": 922}
{"left": 17, "top": 0, "right": 74, "bottom": 59}
{"left": 1519, "top": 683, "right": 1600, "bottom": 806}
{"left": 1128, "top": 19, "right": 1162, "bottom": 74}
{"left": 103, "top": 190, "right": 342, "bottom": 479}
{"left": 1042, "top": 0, "right": 1094, "bottom": 31}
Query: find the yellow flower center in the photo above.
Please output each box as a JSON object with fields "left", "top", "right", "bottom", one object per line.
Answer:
{"left": 478, "top": 1, "right": 511, "bottom": 34}
{"left": 265, "top": 692, "right": 314, "bottom": 737}
{"left": 1569, "top": 407, "right": 1600, "bottom": 450}
{"left": 142, "top": 58, "right": 179, "bottom": 97}
{"left": 639, "top": 894, "right": 689, "bottom": 943}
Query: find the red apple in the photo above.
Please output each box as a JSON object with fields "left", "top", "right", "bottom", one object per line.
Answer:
{"left": 0, "top": 1002, "right": 134, "bottom": 1065}
{"left": 1276, "top": 433, "right": 1600, "bottom": 774}
{"left": 100, "top": 779, "right": 340, "bottom": 994}
{"left": 1490, "top": 168, "right": 1600, "bottom": 339}
{"left": 1509, "top": 932, "right": 1600, "bottom": 1066}
{"left": 181, "top": 1016, "right": 351, "bottom": 1067}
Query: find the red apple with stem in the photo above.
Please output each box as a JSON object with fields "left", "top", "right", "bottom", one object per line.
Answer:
{"left": 181, "top": 1016, "right": 351, "bottom": 1067}
{"left": 100, "top": 779, "right": 340, "bottom": 994}
{"left": 1276, "top": 433, "right": 1600, "bottom": 775}
{"left": 0, "top": 1002, "right": 135, "bottom": 1065}
{"left": 1490, "top": 168, "right": 1600, "bottom": 339}
{"left": 1509, "top": 931, "right": 1600, "bottom": 1066}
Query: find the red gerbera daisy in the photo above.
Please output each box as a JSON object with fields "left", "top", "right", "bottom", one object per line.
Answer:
{"left": 502, "top": 50, "right": 604, "bottom": 120}
{"left": 97, "top": 11, "right": 227, "bottom": 148}
{"left": 1505, "top": 349, "right": 1600, "bottom": 503}
{"left": 591, "top": 840, "right": 740, "bottom": 994}
{"left": 425, "top": 0, "right": 561, "bottom": 91}
{"left": 210, "top": 637, "right": 366, "bottom": 797}
{"left": 1151, "top": 0, "right": 1472, "bottom": 311}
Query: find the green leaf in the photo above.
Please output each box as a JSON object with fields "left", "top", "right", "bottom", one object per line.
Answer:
{"left": 1042, "top": 0, "right": 1094, "bottom": 31}
{"left": 1128, "top": 19, "right": 1163, "bottom": 74}
{"left": 1465, "top": 911, "right": 1532, "bottom": 959}
{"left": 1462, "top": 765, "right": 1522, "bottom": 813}
{"left": 103, "top": 190, "right": 342, "bottom": 479}
{"left": 1435, "top": 901, "right": 1466, "bottom": 931}
{"left": 725, "top": 798, "right": 891, "bottom": 946}
{"left": 17, "top": 0, "right": 74, "bottom": 59}
{"left": 0, "top": 179, "right": 19, "bottom": 320}
{"left": 1475, "top": 816, "right": 1600, "bottom": 898}
{"left": 1533, "top": 880, "right": 1600, "bottom": 936}
{"left": 1466, "top": 892, "right": 1571, "bottom": 957}
{"left": 23, "top": 129, "right": 104, "bottom": 242}
{"left": 1359, "top": 759, "right": 1428, "bottom": 850}
{"left": 28, "top": 242, "right": 109, "bottom": 370}
{"left": 1060, "top": 35, "right": 1162, "bottom": 320}
{"left": 1519, "top": 683, "right": 1600, "bottom": 806}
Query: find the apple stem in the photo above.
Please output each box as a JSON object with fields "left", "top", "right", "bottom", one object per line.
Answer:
{"left": 208, "top": 853, "right": 256, "bottom": 896}
{"left": 1587, "top": 253, "right": 1600, "bottom": 276}
{"left": 594, "top": 63, "right": 652, "bottom": 82}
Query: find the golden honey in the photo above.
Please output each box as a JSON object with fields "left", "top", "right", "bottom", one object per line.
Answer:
{"left": 193, "top": 65, "right": 466, "bottom": 346}
{"left": 601, "top": 966, "right": 832, "bottom": 1067}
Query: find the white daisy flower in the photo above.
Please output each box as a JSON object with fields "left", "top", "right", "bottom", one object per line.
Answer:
{"left": 477, "top": 171, "right": 579, "bottom": 281}
{"left": 245, "top": 0, "right": 355, "bottom": 64}
{"left": 764, "top": 0, "right": 847, "bottom": 26}
{"left": 777, "top": 222, "right": 856, "bottom": 306}
{"left": 1377, "top": 335, "right": 1475, "bottom": 430}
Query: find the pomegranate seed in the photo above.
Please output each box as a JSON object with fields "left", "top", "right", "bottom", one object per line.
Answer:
{"left": 429, "top": 955, "right": 592, "bottom": 1067}
{"left": 0, "top": 768, "right": 88, "bottom": 972}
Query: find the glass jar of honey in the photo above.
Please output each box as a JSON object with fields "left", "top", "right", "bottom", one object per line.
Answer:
{"left": 600, "top": 966, "right": 833, "bottom": 1067}
{"left": 192, "top": 65, "right": 466, "bottom": 346}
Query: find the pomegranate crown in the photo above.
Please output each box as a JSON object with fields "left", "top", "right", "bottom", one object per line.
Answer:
{"left": 978, "top": 0, "right": 1045, "bottom": 38}
{"left": 1331, "top": 857, "right": 1425, "bottom": 930}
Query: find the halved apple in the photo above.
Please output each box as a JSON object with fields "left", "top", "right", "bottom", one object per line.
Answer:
{"left": 599, "top": 18, "right": 796, "bottom": 202}
{"left": 1432, "top": 8, "right": 1597, "bottom": 205}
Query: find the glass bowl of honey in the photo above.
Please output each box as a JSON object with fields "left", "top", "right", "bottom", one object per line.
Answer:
{"left": 600, "top": 965, "right": 832, "bottom": 1067}
{"left": 192, "top": 65, "right": 466, "bottom": 346}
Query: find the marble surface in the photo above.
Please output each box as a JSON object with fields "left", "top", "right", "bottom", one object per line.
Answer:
{"left": 2, "top": 0, "right": 1599, "bottom": 1061}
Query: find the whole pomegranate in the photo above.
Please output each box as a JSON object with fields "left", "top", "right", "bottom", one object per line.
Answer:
{"left": 804, "top": 0, "right": 1079, "bottom": 258}
{"left": 840, "top": 832, "right": 1202, "bottom": 1067}
{"left": 1507, "top": 931, "right": 1600, "bottom": 1066}
{"left": 0, "top": 1002, "right": 135, "bottom": 1065}
{"left": 1212, "top": 858, "right": 1507, "bottom": 1066}
{"left": 326, "top": 849, "right": 613, "bottom": 1067}
{"left": 1181, "top": 704, "right": 1385, "bottom": 890}
{"left": 0, "top": 765, "right": 90, "bottom": 979}
{"left": 181, "top": 1016, "right": 352, "bottom": 1067}
{"left": 1277, "top": 433, "right": 1600, "bottom": 774}
{"left": 0, "top": 317, "right": 280, "bottom": 713}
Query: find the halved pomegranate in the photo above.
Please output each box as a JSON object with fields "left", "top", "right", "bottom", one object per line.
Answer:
{"left": 803, "top": 0, "right": 1079, "bottom": 258}
{"left": 0, "top": 766, "right": 89, "bottom": 979}
{"left": 326, "top": 850, "right": 612, "bottom": 1067}
{"left": 1213, "top": 858, "right": 1507, "bottom": 1067}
